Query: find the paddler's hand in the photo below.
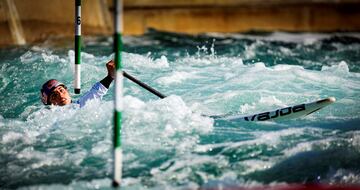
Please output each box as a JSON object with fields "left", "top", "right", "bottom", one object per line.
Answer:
{"left": 106, "top": 60, "right": 116, "bottom": 79}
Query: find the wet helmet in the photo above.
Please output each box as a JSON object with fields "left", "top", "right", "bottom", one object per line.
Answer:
{"left": 40, "top": 79, "right": 66, "bottom": 105}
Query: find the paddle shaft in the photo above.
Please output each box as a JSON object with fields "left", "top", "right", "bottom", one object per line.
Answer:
{"left": 123, "top": 71, "right": 166, "bottom": 99}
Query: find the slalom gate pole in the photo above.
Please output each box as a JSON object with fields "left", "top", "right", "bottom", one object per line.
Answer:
{"left": 112, "top": 0, "right": 123, "bottom": 187}
{"left": 74, "top": 0, "right": 81, "bottom": 94}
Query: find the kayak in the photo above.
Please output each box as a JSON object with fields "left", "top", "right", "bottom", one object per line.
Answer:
{"left": 213, "top": 97, "right": 336, "bottom": 122}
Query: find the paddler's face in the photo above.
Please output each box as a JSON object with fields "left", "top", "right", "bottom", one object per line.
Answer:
{"left": 49, "top": 86, "right": 71, "bottom": 106}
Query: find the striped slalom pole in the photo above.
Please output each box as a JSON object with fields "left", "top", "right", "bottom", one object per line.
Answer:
{"left": 113, "top": 0, "right": 123, "bottom": 187}
{"left": 74, "top": 0, "right": 81, "bottom": 94}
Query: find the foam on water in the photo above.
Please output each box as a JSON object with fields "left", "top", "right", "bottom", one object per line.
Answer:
{"left": 1, "top": 31, "right": 360, "bottom": 189}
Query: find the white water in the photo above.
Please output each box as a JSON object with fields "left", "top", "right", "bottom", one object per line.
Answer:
{"left": 1, "top": 32, "right": 360, "bottom": 189}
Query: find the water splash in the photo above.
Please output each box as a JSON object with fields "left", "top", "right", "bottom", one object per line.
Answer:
{"left": 1, "top": 31, "right": 360, "bottom": 189}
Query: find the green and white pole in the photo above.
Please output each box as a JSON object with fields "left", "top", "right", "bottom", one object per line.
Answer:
{"left": 74, "top": 0, "right": 81, "bottom": 94}
{"left": 112, "top": 0, "right": 123, "bottom": 187}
